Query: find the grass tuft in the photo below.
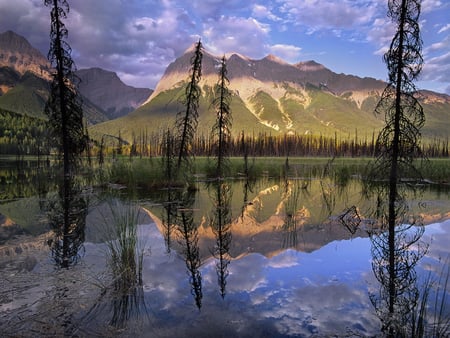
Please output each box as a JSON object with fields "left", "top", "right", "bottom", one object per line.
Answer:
{"left": 102, "top": 200, "right": 146, "bottom": 292}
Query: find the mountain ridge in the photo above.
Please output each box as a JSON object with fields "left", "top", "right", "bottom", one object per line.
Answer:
{"left": 113, "top": 45, "right": 449, "bottom": 143}
{"left": 76, "top": 67, "right": 152, "bottom": 119}
{"left": 0, "top": 30, "right": 50, "bottom": 80}
{"left": 0, "top": 30, "right": 151, "bottom": 124}
{"left": 0, "top": 31, "right": 447, "bottom": 143}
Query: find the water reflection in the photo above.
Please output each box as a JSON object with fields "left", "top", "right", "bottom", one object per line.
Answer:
{"left": 83, "top": 284, "right": 149, "bottom": 331}
{"left": 0, "top": 158, "right": 55, "bottom": 201}
{"left": 161, "top": 187, "right": 179, "bottom": 253}
{"left": 175, "top": 188, "right": 203, "bottom": 309}
{"left": 338, "top": 169, "right": 434, "bottom": 336}
{"left": 47, "top": 176, "right": 87, "bottom": 268}
{"left": 280, "top": 178, "right": 307, "bottom": 249}
{"left": 208, "top": 181, "right": 232, "bottom": 298}
{"left": 367, "top": 186, "right": 428, "bottom": 336}
{"left": 1, "top": 160, "right": 449, "bottom": 336}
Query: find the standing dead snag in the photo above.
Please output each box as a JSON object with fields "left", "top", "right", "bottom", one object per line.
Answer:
{"left": 44, "top": 0, "right": 88, "bottom": 268}
{"left": 367, "top": 0, "right": 426, "bottom": 335}
{"left": 175, "top": 40, "right": 203, "bottom": 174}
{"left": 212, "top": 56, "right": 232, "bottom": 179}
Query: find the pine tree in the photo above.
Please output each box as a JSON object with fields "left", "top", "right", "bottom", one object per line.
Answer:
{"left": 212, "top": 56, "right": 232, "bottom": 178}
{"left": 175, "top": 40, "right": 203, "bottom": 173}
{"left": 44, "top": 0, "right": 87, "bottom": 268}
{"left": 44, "top": 0, "right": 87, "bottom": 175}
{"left": 371, "top": 0, "right": 424, "bottom": 183}
{"left": 367, "top": 1, "right": 426, "bottom": 334}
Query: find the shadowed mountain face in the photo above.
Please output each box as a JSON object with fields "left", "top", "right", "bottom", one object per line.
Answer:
{"left": 76, "top": 68, "right": 152, "bottom": 120}
{"left": 0, "top": 31, "right": 152, "bottom": 124}
{"left": 105, "top": 46, "right": 449, "bottom": 142}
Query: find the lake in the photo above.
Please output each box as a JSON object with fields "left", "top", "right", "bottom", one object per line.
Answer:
{"left": 0, "top": 158, "right": 449, "bottom": 337}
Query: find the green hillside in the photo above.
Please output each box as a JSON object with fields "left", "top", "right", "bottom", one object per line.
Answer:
{"left": 0, "top": 71, "right": 48, "bottom": 117}
{"left": 91, "top": 84, "right": 271, "bottom": 142}
{"left": 90, "top": 84, "right": 386, "bottom": 143}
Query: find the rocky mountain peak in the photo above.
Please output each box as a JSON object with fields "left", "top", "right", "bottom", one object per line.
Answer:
{"left": 263, "top": 54, "right": 289, "bottom": 65}
{"left": 76, "top": 67, "right": 152, "bottom": 119}
{"left": 0, "top": 30, "right": 50, "bottom": 79}
{"left": 0, "top": 31, "right": 39, "bottom": 55}
{"left": 295, "top": 60, "right": 327, "bottom": 72}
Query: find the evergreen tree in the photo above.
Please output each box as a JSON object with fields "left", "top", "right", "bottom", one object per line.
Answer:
{"left": 44, "top": 0, "right": 87, "bottom": 175}
{"left": 44, "top": 0, "right": 87, "bottom": 268}
{"left": 175, "top": 40, "right": 203, "bottom": 173}
{"left": 212, "top": 56, "right": 232, "bottom": 178}
{"left": 371, "top": 0, "right": 424, "bottom": 183}
{"left": 366, "top": 1, "right": 425, "bottom": 335}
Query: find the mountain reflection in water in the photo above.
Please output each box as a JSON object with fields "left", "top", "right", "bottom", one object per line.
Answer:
{"left": 0, "top": 177, "right": 449, "bottom": 336}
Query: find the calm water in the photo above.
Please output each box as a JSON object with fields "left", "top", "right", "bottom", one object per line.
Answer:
{"left": 0, "top": 160, "right": 449, "bottom": 337}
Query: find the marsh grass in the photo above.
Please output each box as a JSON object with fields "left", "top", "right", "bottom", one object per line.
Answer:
{"left": 413, "top": 259, "right": 450, "bottom": 337}
{"left": 102, "top": 200, "right": 145, "bottom": 292}
{"left": 101, "top": 156, "right": 450, "bottom": 189}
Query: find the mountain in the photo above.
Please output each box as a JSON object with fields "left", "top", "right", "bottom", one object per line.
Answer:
{"left": 0, "top": 31, "right": 52, "bottom": 118}
{"left": 94, "top": 46, "right": 450, "bottom": 142}
{"left": 76, "top": 67, "right": 152, "bottom": 119}
{"left": 0, "top": 30, "right": 51, "bottom": 81}
{"left": 0, "top": 30, "right": 151, "bottom": 124}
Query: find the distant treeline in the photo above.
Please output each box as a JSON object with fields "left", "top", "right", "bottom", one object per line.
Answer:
{"left": 104, "top": 130, "right": 449, "bottom": 159}
{"left": 0, "top": 109, "right": 50, "bottom": 158}
{"left": 0, "top": 109, "right": 448, "bottom": 159}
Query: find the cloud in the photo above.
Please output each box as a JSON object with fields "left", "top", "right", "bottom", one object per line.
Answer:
{"left": 367, "top": 17, "right": 396, "bottom": 55}
{"left": 0, "top": 0, "right": 448, "bottom": 93}
{"left": 422, "top": 0, "right": 443, "bottom": 13}
{"left": 0, "top": 0, "right": 50, "bottom": 52}
{"left": 278, "top": 0, "right": 378, "bottom": 31}
{"left": 421, "top": 51, "right": 450, "bottom": 84}
{"left": 202, "top": 16, "right": 270, "bottom": 58}
{"left": 227, "top": 253, "right": 268, "bottom": 293}
{"left": 268, "top": 44, "right": 302, "bottom": 63}
{"left": 190, "top": 0, "right": 253, "bottom": 20}
{"left": 438, "top": 23, "right": 450, "bottom": 34}
{"left": 266, "top": 250, "right": 300, "bottom": 268}
{"left": 252, "top": 4, "right": 281, "bottom": 22}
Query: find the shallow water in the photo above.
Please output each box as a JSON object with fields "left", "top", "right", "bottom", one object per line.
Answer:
{"left": 1, "top": 218, "right": 449, "bottom": 337}
{"left": 0, "top": 163, "right": 449, "bottom": 337}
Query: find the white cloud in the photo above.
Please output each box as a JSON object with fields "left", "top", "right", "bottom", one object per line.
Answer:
{"left": 438, "top": 23, "right": 450, "bottom": 34}
{"left": 278, "top": 0, "right": 379, "bottom": 31}
{"left": 367, "top": 17, "right": 395, "bottom": 56}
{"left": 422, "top": 0, "right": 443, "bottom": 13}
{"left": 0, "top": 0, "right": 447, "bottom": 93}
{"left": 252, "top": 4, "right": 281, "bottom": 22}
{"left": 421, "top": 51, "right": 450, "bottom": 83}
{"left": 269, "top": 44, "right": 302, "bottom": 63}
{"left": 202, "top": 16, "right": 270, "bottom": 58}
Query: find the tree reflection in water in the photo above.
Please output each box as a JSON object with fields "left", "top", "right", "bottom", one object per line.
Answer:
{"left": 161, "top": 187, "right": 179, "bottom": 253}
{"left": 367, "top": 186, "right": 427, "bottom": 336}
{"left": 240, "top": 155, "right": 256, "bottom": 221}
{"left": 208, "top": 181, "right": 232, "bottom": 298}
{"left": 175, "top": 188, "right": 203, "bottom": 309}
{"left": 47, "top": 175, "right": 87, "bottom": 268}
{"left": 340, "top": 183, "right": 435, "bottom": 336}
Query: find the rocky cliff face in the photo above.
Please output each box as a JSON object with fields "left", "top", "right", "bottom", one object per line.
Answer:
{"left": 76, "top": 67, "right": 152, "bottom": 119}
{"left": 132, "top": 45, "right": 449, "bottom": 139}
{"left": 0, "top": 30, "right": 152, "bottom": 123}
{"left": 0, "top": 30, "right": 51, "bottom": 82}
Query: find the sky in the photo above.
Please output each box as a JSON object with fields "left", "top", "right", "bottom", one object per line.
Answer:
{"left": 0, "top": 0, "right": 449, "bottom": 94}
